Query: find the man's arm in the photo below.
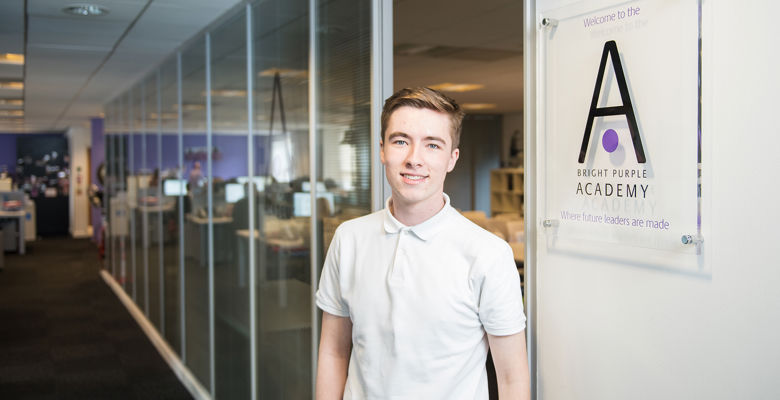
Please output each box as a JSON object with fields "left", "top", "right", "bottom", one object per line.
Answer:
{"left": 316, "top": 311, "right": 353, "bottom": 400}
{"left": 488, "top": 331, "right": 530, "bottom": 400}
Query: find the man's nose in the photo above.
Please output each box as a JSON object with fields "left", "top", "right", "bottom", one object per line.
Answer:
{"left": 404, "top": 143, "right": 423, "bottom": 168}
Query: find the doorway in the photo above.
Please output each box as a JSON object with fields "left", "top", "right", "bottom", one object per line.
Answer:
{"left": 393, "top": 1, "right": 526, "bottom": 399}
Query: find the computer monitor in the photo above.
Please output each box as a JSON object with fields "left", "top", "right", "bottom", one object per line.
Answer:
{"left": 301, "top": 181, "right": 327, "bottom": 192}
{"left": 163, "top": 179, "right": 187, "bottom": 196}
{"left": 293, "top": 191, "right": 335, "bottom": 217}
{"left": 236, "top": 176, "right": 266, "bottom": 192}
{"left": 225, "top": 183, "right": 245, "bottom": 204}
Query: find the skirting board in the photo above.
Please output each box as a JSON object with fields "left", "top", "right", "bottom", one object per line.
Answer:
{"left": 100, "top": 270, "right": 211, "bottom": 400}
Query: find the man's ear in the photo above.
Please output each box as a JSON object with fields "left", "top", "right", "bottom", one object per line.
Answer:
{"left": 379, "top": 140, "right": 385, "bottom": 165}
{"left": 446, "top": 148, "right": 460, "bottom": 172}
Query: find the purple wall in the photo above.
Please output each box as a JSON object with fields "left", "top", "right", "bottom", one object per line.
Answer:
{"left": 91, "top": 118, "right": 104, "bottom": 243}
{"left": 130, "top": 133, "right": 251, "bottom": 180}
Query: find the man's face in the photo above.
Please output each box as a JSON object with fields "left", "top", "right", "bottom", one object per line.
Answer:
{"left": 380, "top": 106, "right": 459, "bottom": 211}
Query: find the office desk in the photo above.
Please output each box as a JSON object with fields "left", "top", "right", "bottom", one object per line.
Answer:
{"left": 509, "top": 241, "right": 524, "bottom": 264}
{"left": 184, "top": 214, "right": 233, "bottom": 267}
{"left": 137, "top": 203, "right": 176, "bottom": 244}
{"left": 509, "top": 241, "right": 524, "bottom": 287}
{"left": 0, "top": 210, "right": 25, "bottom": 254}
{"left": 235, "top": 229, "right": 307, "bottom": 291}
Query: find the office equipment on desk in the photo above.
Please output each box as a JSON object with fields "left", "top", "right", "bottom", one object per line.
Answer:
{"left": 225, "top": 183, "right": 245, "bottom": 204}
{"left": 300, "top": 181, "right": 326, "bottom": 192}
{"left": 235, "top": 223, "right": 308, "bottom": 282}
{"left": 236, "top": 176, "right": 267, "bottom": 192}
{"left": 292, "top": 191, "right": 334, "bottom": 217}
{"left": 163, "top": 179, "right": 187, "bottom": 196}
{"left": 1, "top": 191, "right": 27, "bottom": 254}
{"left": 0, "top": 177, "right": 12, "bottom": 192}
{"left": 0, "top": 210, "right": 26, "bottom": 254}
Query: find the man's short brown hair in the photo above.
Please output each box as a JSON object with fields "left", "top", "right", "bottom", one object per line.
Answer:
{"left": 381, "top": 87, "right": 466, "bottom": 150}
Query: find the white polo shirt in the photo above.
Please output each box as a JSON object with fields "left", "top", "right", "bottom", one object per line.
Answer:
{"left": 316, "top": 194, "right": 526, "bottom": 399}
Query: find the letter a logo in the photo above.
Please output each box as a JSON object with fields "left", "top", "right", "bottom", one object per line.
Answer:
{"left": 578, "top": 40, "right": 646, "bottom": 163}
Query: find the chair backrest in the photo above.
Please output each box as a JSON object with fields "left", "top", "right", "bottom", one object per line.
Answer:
{"left": 485, "top": 218, "right": 508, "bottom": 241}
{"left": 505, "top": 220, "right": 525, "bottom": 243}
{"left": 461, "top": 210, "right": 488, "bottom": 229}
{"left": 493, "top": 212, "right": 522, "bottom": 220}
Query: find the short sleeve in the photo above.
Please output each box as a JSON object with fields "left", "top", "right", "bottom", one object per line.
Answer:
{"left": 315, "top": 228, "right": 350, "bottom": 317}
{"left": 477, "top": 243, "right": 526, "bottom": 336}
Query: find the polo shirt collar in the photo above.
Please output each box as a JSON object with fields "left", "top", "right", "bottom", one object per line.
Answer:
{"left": 383, "top": 193, "right": 454, "bottom": 241}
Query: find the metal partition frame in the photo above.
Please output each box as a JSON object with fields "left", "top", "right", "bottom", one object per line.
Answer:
{"left": 523, "top": 0, "right": 537, "bottom": 398}
{"left": 370, "top": 0, "right": 393, "bottom": 212}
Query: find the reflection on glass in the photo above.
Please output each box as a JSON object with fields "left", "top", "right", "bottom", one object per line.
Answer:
{"left": 181, "top": 36, "right": 211, "bottom": 391}
{"left": 160, "top": 57, "right": 182, "bottom": 352}
{"left": 252, "top": 0, "right": 312, "bottom": 397}
{"left": 131, "top": 84, "right": 147, "bottom": 313}
{"left": 125, "top": 91, "right": 137, "bottom": 303}
{"left": 142, "top": 74, "right": 163, "bottom": 333}
{"left": 117, "top": 99, "right": 128, "bottom": 293}
{"left": 211, "top": 8, "right": 251, "bottom": 399}
{"left": 105, "top": 109, "right": 116, "bottom": 280}
{"left": 100, "top": 1, "right": 376, "bottom": 397}
{"left": 316, "top": 0, "right": 373, "bottom": 257}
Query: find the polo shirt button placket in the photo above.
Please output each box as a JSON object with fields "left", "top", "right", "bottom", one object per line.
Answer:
{"left": 390, "top": 228, "right": 410, "bottom": 283}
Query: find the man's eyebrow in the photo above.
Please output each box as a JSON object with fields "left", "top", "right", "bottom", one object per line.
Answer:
{"left": 387, "top": 132, "right": 410, "bottom": 140}
{"left": 424, "top": 136, "right": 446, "bottom": 144}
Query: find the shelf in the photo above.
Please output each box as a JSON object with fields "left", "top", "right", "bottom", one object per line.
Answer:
{"left": 490, "top": 168, "right": 525, "bottom": 217}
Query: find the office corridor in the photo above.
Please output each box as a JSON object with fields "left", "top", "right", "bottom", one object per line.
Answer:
{"left": 0, "top": 237, "right": 192, "bottom": 399}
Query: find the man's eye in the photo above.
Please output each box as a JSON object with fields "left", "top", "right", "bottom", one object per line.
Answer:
{"left": 393, "top": 140, "right": 407, "bottom": 145}
{"left": 427, "top": 143, "right": 440, "bottom": 149}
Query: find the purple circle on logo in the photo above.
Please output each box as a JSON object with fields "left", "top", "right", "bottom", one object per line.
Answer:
{"left": 602, "top": 129, "right": 618, "bottom": 153}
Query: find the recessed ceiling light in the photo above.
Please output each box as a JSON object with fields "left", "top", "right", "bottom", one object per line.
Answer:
{"left": 0, "top": 54, "right": 24, "bottom": 65}
{"left": 149, "top": 112, "right": 178, "bottom": 120}
{"left": 0, "top": 81, "right": 24, "bottom": 90}
{"left": 0, "top": 99, "right": 23, "bottom": 106}
{"left": 0, "top": 110, "right": 24, "bottom": 117}
{"left": 428, "top": 83, "right": 484, "bottom": 93}
{"left": 394, "top": 44, "right": 436, "bottom": 56}
{"left": 203, "top": 90, "right": 247, "bottom": 98}
{"left": 63, "top": 4, "right": 109, "bottom": 17}
{"left": 461, "top": 103, "right": 497, "bottom": 111}
{"left": 259, "top": 68, "right": 308, "bottom": 78}
{"left": 173, "top": 103, "right": 206, "bottom": 111}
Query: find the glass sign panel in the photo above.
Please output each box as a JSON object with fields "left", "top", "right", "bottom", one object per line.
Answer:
{"left": 540, "top": 0, "right": 701, "bottom": 262}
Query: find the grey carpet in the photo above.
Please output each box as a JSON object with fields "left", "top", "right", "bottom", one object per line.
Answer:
{"left": 0, "top": 237, "right": 192, "bottom": 400}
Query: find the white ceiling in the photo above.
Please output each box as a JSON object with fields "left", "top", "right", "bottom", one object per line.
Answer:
{"left": 0, "top": 0, "right": 242, "bottom": 133}
{"left": 394, "top": 0, "right": 524, "bottom": 114}
{"left": 0, "top": 0, "right": 523, "bottom": 133}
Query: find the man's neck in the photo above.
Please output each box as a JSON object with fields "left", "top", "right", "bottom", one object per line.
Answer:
{"left": 389, "top": 194, "right": 446, "bottom": 226}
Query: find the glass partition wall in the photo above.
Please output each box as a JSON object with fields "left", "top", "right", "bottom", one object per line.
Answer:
{"left": 102, "top": 1, "right": 376, "bottom": 398}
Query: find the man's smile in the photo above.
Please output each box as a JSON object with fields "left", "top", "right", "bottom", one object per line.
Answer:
{"left": 401, "top": 173, "right": 429, "bottom": 184}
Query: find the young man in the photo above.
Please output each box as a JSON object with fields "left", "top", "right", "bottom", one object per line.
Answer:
{"left": 316, "top": 87, "right": 529, "bottom": 399}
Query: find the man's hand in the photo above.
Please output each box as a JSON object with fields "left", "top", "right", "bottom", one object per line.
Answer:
{"left": 488, "top": 331, "right": 530, "bottom": 400}
{"left": 316, "top": 311, "right": 353, "bottom": 400}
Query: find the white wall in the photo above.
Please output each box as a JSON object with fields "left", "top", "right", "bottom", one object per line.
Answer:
{"left": 67, "top": 124, "right": 91, "bottom": 238}
{"left": 532, "top": 1, "right": 780, "bottom": 399}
